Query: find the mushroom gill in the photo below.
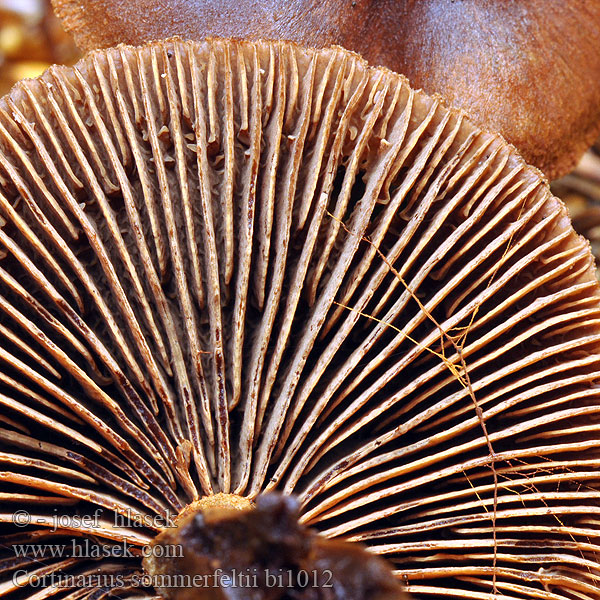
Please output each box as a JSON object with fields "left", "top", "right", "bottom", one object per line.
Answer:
{"left": 0, "top": 38, "right": 599, "bottom": 600}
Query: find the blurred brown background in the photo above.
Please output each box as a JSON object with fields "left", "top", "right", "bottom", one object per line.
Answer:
{"left": 0, "top": 0, "right": 78, "bottom": 95}
{"left": 552, "top": 141, "right": 600, "bottom": 267}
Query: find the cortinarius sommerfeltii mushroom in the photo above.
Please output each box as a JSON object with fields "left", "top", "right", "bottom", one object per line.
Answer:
{"left": 0, "top": 38, "right": 599, "bottom": 600}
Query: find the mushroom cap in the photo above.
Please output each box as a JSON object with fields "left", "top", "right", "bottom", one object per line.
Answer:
{"left": 50, "top": 0, "right": 600, "bottom": 180}
{"left": 0, "top": 38, "right": 600, "bottom": 599}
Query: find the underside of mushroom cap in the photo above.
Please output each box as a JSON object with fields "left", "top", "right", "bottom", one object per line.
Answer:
{"left": 0, "top": 38, "right": 600, "bottom": 599}
{"left": 50, "top": 0, "right": 600, "bottom": 180}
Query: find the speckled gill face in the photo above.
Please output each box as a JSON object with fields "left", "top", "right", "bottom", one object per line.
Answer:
{"left": 0, "top": 38, "right": 600, "bottom": 600}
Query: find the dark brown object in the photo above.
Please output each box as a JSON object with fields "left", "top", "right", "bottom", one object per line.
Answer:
{"left": 0, "top": 38, "right": 599, "bottom": 600}
{"left": 51, "top": 0, "right": 600, "bottom": 179}
{"left": 145, "top": 493, "right": 404, "bottom": 600}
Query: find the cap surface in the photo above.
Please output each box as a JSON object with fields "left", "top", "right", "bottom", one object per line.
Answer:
{"left": 0, "top": 38, "right": 600, "bottom": 599}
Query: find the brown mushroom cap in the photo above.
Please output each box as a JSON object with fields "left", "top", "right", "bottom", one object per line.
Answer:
{"left": 50, "top": 0, "right": 600, "bottom": 180}
{"left": 0, "top": 38, "right": 600, "bottom": 599}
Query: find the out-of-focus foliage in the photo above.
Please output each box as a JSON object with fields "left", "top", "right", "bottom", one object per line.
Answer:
{"left": 0, "top": 0, "right": 79, "bottom": 96}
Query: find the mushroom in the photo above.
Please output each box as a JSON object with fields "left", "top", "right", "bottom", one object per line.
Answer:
{"left": 50, "top": 0, "right": 600, "bottom": 180}
{"left": 0, "top": 38, "right": 600, "bottom": 600}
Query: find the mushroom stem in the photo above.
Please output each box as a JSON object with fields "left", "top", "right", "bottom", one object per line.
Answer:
{"left": 176, "top": 492, "right": 254, "bottom": 520}
{"left": 143, "top": 493, "right": 404, "bottom": 600}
